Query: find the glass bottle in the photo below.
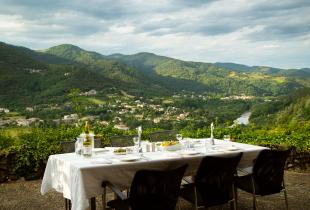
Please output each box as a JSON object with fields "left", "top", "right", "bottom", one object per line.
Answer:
{"left": 82, "top": 121, "right": 93, "bottom": 157}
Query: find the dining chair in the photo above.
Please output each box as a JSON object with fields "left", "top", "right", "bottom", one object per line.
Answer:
{"left": 60, "top": 139, "right": 102, "bottom": 153}
{"left": 180, "top": 153, "right": 243, "bottom": 210}
{"left": 102, "top": 164, "right": 188, "bottom": 210}
{"left": 109, "top": 135, "right": 135, "bottom": 147}
{"left": 60, "top": 140, "right": 76, "bottom": 154}
{"left": 149, "top": 130, "right": 178, "bottom": 142}
{"left": 235, "top": 149, "right": 291, "bottom": 210}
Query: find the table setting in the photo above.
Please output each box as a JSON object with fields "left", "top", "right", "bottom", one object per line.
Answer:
{"left": 41, "top": 123, "right": 268, "bottom": 210}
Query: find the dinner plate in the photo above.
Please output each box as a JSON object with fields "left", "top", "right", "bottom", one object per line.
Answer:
{"left": 90, "top": 158, "right": 112, "bottom": 164}
{"left": 114, "top": 152, "right": 127, "bottom": 155}
{"left": 120, "top": 156, "right": 141, "bottom": 162}
{"left": 180, "top": 150, "right": 200, "bottom": 156}
{"left": 94, "top": 148, "right": 109, "bottom": 153}
{"left": 159, "top": 143, "right": 182, "bottom": 151}
{"left": 225, "top": 147, "right": 240, "bottom": 151}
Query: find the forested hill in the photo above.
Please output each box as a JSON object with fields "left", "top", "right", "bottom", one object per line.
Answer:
{"left": 250, "top": 88, "right": 310, "bottom": 126}
{"left": 106, "top": 52, "right": 309, "bottom": 96}
{"left": 1, "top": 41, "right": 310, "bottom": 108}
{"left": 0, "top": 42, "right": 167, "bottom": 107}
{"left": 215, "top": 62, "right": 310, "bottom": 78}
{"left": 37, "top": 44, "right": 310, "bottom": 96}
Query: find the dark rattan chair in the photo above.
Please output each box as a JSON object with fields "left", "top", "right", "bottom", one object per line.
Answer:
{"left": 60, "top": 140, "right": 76, "bottom": 154}
{"left": 236, "top": 149, "right": 291, "bottom": 210}
{"left": 149, "top": 130, "right": 177, "bottom": 142}
{"left": 102, "top": 164, "right": 188, "bottom": 210}
{"left": 109, "top": 135, "right": 135, "bottom": 147}
{"left": 60, "top": 139, "right": 102, "bottom": 153}
{"left": 180, "top": 153, "right": 243, "bottom": 210}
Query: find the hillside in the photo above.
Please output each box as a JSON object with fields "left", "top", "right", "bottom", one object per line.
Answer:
{"left": 108, "top": 52, "right": 308, "bottom": 96}
{"left": 215, "top": 62, "right": 310, "bottom": 78}
{"left": 1, "top": 41, "right": 310, "bottom": 108}
{"left": 0, "top": 43, "right": 165, "bottom": 107}
{"left": 250, "top": 88, "right": 310, "bottom": 126}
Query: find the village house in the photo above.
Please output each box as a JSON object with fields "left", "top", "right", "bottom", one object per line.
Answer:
{"left": 26, "top": 107, "right": 34, "bottom": 112}
{"left": 114, "top": 123, "right": 129, "bottom": 131}
{"left": 0, "top": 108, "right": 10, "bottom": 113}
{"left": 63, "top": 114, "right": 78, "bottom": 121}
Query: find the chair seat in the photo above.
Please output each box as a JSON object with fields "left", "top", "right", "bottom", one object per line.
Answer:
{"left": 107, "top": 195, "right": 177, "bottom": 210}
{"left": 180, "top": 183, "right": 204, "bottom": 206}
{"left": 180, "top": 154, "right": 242, "bottom": 209}
{"left": 105, "top": 164, "right": 188, "bottom": 210}
{"left": 236, "top": 174, "right": 284, "bottom": 196}
{"left": 107, "top": 199, "right": 130, "bottom": 210}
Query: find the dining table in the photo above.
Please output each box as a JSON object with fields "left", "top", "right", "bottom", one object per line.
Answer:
{"left": 41, "top": 139, "right": 267, "bottom": 210}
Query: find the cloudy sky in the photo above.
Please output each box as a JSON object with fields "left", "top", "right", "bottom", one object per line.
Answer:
{"left": 0, "top": 0, "right": 310, "bottom": 69}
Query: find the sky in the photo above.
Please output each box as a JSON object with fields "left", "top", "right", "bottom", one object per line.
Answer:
{"left": 0, "top": 0, "right": 310, "bottom": 69}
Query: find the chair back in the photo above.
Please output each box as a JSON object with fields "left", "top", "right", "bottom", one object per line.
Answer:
{"left": 109, "top": 135, "right": 135, "bottom": 147}
{"left": 195, "top": 153, "right": 243, "bottom": 207}
{"left": 60, "top": 139, "right": 102, "bottom": 153}
{"left": 149, "top": 130, "right": 177, "bottom": 142}
{"left": 94, "top": 139, "right": 102, "bottom": 148}
{"left": 60, "top": 140, "right": 75, "bottom": 153}
{"left": 253, "top": 149, "right": 291, "bottom": 195}
{"left": 129, "top": 164, "right": 188, "bottom": 210}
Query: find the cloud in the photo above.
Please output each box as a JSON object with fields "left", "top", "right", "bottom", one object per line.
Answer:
{"left": 0, "top": 0, "right": 309, "bottom": 68}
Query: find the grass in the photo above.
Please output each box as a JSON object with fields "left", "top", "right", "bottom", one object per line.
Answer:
{"left": 4, "top": 112, "right": 20, "bottom": 117}
{"left": 3, "top": 127, "right": 31, "bottom": 138}
{"left": 87, "top": 98, "right": 105, "bottom": 105}
{"left": 163, "top": 99, "right": 174, "bottom": 104}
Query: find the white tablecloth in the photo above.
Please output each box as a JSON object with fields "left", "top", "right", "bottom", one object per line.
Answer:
{"left": 41, "top": 139, "right": 267, "bottom": 210}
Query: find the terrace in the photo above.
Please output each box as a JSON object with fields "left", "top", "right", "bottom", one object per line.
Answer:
{"left": 0, "top": 170, "right": 309, "bottom": 210}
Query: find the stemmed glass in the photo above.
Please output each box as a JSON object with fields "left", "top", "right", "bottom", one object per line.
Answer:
{"left": 223, "top": 135, "right": 232, "bottom": 147}
{"left": 133, "top": 137, "right": 140, "bottom": 153}
{"left": 224, "top": 135, "right": 231, "bottom": 142}
{"left": 176, "top": 134, "right": 187, "bottom": 150}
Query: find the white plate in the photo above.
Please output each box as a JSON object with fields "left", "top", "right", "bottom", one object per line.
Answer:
{"left": 90, "top": 158, "right": 112, "bottom": 164}
{"left": 94, "top": 148, "right": 109, "bottom": 153}
{"left": 114, "top": 152, "right": 127, "bottom": 155}
{"left": 159, "top": 143, "right": 182, "bottom": 151}
{"left": 225, "top": 147, "right": 240, "bottom": 151}
{"left": 180, "top": 150, "right": 200, "bottom": 156}
{"left": 120, "top": 156, "right": 141, "bottom": 162}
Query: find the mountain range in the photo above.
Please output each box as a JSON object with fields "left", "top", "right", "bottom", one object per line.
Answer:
{"left": 0, "top": 41, "right": 309, "bottom": 107}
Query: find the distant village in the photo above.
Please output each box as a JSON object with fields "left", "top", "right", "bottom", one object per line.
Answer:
{"left": 0, "top": 89, "right": 256, "bottom": 129}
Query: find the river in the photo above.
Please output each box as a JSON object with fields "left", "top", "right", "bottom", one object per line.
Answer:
{"left": 234, "top": 111, "right": 251, "bottom": 125}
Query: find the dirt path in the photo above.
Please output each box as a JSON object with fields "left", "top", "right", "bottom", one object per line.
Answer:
{"left": 0, "top": 170, "right": 309, "bottom": 210}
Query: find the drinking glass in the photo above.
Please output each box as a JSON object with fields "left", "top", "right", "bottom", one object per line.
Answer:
{"left": 224, "top": 135, "right": 231, "bottom": 142}
{"left": 177, "top": 134, "right": 187, "bottom": 149}
{"left": 133, "top": 137, "right": 139, "bottom": 153}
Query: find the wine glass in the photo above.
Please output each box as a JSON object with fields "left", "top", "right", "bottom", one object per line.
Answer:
{"left": 176, "top": 134, "right": 186, "bottom": 149}
{"left": 133, "top": 137, "right": 139, "bottom": 153}
{"left": 224, "top": 135, "right": 231, "bottom": 142}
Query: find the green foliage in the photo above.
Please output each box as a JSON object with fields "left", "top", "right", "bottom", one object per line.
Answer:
{"left": 0, "top": 131, "right": 15, "bottom": 150}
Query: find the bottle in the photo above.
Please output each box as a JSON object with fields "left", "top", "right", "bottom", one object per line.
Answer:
{"left": 75, "top": 137, "right": 82, "bottom": 155}
{"left": 82, "top": 121, "right": 93, "bottom": 157}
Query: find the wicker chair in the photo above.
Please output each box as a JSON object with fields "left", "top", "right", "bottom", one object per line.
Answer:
{"left": 180, "top": 153, "right": 243, "bottom": 210}
{"left": 102, "top": 164, "right": 188, "bottom": 210}
{"left": 236, "top": 149, "right": 291, "bottom": 210}
{"left": 149, "top": 130, "right": 178, "bottom": 142}
{"left": 109, "top": 135, "right": 135, "bottom": 147}
{"left": 60, "top": 139, "right": 102, "bottom": 153}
